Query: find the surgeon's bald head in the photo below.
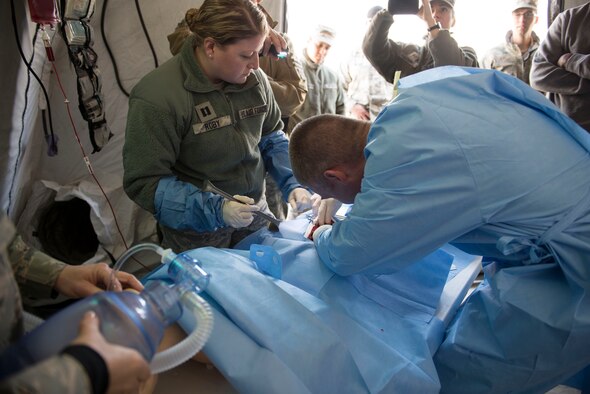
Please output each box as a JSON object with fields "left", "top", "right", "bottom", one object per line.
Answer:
{"left": 289, "top": 114, "right": 369, "bottom": 200}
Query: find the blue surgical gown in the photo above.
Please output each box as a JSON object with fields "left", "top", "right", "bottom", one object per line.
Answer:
{"left": 314, "top": 67, "right": 590, "bottom": 393}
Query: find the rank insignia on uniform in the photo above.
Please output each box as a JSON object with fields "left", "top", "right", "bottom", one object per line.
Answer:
{"left": 195, "top": 101, "right": 217, "bottom": 122}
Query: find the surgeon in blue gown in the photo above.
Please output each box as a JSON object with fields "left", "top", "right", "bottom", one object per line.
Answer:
{"left": 289, "top": 66, "right": 590, "bottom": 393}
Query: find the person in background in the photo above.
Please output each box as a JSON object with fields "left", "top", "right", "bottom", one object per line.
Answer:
{"left": 249, "top": 0, "right": 307, "bottom": 220}
{"left": 124, "top": 0, "right": 312, "bottom": 253}
{"left": 340, "top": 6, "right": 394, "bottom": 121}
{"left": 289, "top": 67, "right": 590, "bottom": 393}
{"left": 362, "top": 0, "right": 478, "bottom": 82}
{"left": 0, "top": 213, "right": 149, "bottom": 393}
{"left": 287, "top": 25, "right": 345, "bottom": 135}
{"left": 481, "top": 0, "right": 540, "bottom": 85}
{"left": 530, "top": 1, "right": 590, "bottom": 133}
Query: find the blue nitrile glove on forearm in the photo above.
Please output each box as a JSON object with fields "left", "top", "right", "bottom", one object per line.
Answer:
{"left": 154, "top": 176, "right": 225, "bottom": 232}
{"left": 259, "top": 130, "right": 304, "bottom": 199}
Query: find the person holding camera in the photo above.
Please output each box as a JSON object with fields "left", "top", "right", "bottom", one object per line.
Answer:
{"left": 362, "top": 0, "right": 478, "bottom": 82}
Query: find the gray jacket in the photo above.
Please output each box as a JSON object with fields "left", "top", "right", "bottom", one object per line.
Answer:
{"left": 530, "top": 2, "right": 590, "bottom": 132}
{"left": 288, "top": 51, "right": 345, "bottom": 134}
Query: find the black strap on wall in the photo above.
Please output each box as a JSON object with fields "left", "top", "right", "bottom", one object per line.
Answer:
{"left": 59, "top": 0, "right": 112, "bottom": 153}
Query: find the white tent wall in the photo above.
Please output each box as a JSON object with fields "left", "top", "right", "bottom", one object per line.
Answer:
{"left": 1, "top": 0, "right": 285, "bottom": 262}
{"left": 1, "top": 0, "right": 45, "bottom": 220}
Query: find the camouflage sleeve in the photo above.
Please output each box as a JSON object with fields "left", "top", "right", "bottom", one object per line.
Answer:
{"left": 257, "top": 3, "right": 279, "bottom": 29}
{"left": 339, "top": 53, "right": 369, "bottom": 111}
{"left": 259, "top": 34, "right": 308, "bottom": 117}
{"left": 480, "top": 48, "right": 496, "bottom": 70}
{"left": 7, "top": 234, "right": 66, "bottom": 300}
{"left": 0, "top": 354, "right": 92, "bottom": 394}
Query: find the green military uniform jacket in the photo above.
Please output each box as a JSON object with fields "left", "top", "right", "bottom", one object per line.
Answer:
{"left": 124, "top": 35, "right": 284, "bottom": 214}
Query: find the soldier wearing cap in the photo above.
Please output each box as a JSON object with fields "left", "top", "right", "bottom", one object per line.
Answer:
{"left": 287, "top": 25, "right": 345, "bottom": 135}
{"left": 362, "top": 0, "right": 478, "bottom": 82}
{"left": 481, "top": 0, "right": 540, "bottom": 85}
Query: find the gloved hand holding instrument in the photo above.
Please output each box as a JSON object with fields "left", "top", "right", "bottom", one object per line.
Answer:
{"left": 288, "top": 188, "right": 314, "bottom": 216}
{"left": 202, "top": 180, "right": 281, "bottom": 231}
{"left": 312, "top": 197, "right": 343, "bottom": 226}
{"left": 222, "top": 195, "right": 260, "bottom": 228}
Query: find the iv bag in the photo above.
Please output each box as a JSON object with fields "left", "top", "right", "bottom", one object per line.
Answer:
{"left": 27, "top": 0, "right": 60, "bottom": 25}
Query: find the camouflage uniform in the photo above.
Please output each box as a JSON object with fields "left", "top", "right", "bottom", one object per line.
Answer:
{"left": 481, "top": 30, "right": 540, "bottom": 85}
{"left": 0, "top": 214, "right": 91, "bottom": 393}
{"left": 340, "top": 48, "right": 394, "bottom": 121}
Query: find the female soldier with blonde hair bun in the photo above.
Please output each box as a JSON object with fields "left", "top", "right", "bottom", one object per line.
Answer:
{"left": 124, "top": 0, "right": 312, "bottom": 252}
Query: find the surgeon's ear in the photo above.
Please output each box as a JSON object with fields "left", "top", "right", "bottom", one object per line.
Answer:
{"left": 323, "top": 169, "right": 347, "bottom": 183}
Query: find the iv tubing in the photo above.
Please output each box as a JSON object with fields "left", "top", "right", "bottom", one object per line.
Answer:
{"left": 108, "top": 243, "right": 165, "bottom": 290}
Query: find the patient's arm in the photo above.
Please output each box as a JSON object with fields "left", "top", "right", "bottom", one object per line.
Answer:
{"left": 157, "top": 323, "right": 212, "bottom": 365}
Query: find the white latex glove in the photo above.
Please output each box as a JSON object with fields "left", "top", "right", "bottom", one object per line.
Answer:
{"left": 288, "top": 188, "right": 313, "bottom": 215}
{"left": 310, "top": 193, "right": 322, "bottom": 213}
{"left": 312, "top": 224, "right": 332, "bottom": 244}
{"left": 313, "top": 198, "right": 343, "bottom": 225}
{"left": 222, "top": 195, "right": 259, "bottom": 228}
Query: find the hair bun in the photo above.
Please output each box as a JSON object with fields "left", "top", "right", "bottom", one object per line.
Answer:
{"left": 185, "top": 8, "right": 199, "bottom": 29}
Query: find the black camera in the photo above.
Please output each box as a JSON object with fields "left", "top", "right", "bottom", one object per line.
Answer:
{"left": 388, "top": 0, "right": 419, "bottom": 15}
